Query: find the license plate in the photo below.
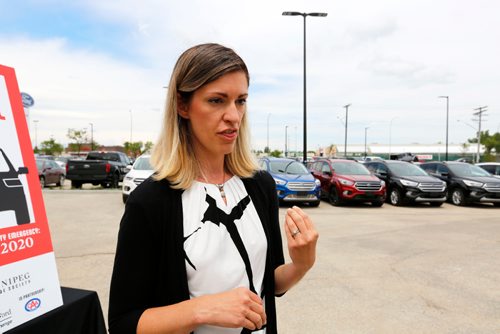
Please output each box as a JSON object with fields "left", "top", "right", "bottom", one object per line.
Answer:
{"left": 296, "top": 191, "right": 308, "bottom": 196}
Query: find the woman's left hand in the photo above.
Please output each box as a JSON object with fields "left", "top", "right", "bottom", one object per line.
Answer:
{"left": 284, "top": 206, "right": 319, "bottom": 273}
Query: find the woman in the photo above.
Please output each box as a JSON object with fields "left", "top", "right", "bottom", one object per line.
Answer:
{"left": 109, "top": 43, "right": 318, "bottom": 334}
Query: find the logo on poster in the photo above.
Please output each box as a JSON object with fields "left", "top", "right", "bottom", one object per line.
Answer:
{"left": 24, "top": 298, "right": 41, "bottom": 312}
{"left": 0, "top": 308, "right": 13, "bottom": 329}
{"left": 0, "top": 272, "right": 31, "bottom": 294}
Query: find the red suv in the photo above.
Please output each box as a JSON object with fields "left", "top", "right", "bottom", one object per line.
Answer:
{"left": 310, "top": 159, "right": 386, "bottom": 206}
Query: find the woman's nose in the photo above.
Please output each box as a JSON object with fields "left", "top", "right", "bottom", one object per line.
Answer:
{"left": 223, "top": 102, "right": 242, "bottom": 123}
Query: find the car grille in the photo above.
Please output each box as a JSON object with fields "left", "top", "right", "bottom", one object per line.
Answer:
{"left": 287, "top": 182, "right": 316, "bottom": 191}
{"left": 484, "top": 183, "right": 500, "bottom": 192}
{"left": 133, "top": 178, "right": 146, "bottom": 185}
{"left": 418, "top": 182, "right": 445, "bottom": 192}
{"left": 355, "top": 181, "right": 381, "bottom": 191}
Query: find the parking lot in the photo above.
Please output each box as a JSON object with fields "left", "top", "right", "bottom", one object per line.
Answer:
{"left": 43, "top": 188, "right": 500, "bottom": 333}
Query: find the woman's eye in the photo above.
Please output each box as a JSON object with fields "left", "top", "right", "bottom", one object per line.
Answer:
{"left": 237, "top": 98, "right": 247, "bottom": 105}
{"left": 208, "top": 98, "right": 223, "bottom": 104}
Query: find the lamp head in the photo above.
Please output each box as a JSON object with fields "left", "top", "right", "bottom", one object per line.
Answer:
{"left": 282, "top": 11, "right": 302, "bottom": 16}
{"left": 308, "top": 12, "right": 328, "bottom": 17}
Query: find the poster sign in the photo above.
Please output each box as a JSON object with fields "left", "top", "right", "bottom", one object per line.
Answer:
{"left": 0, "top": 64, "right": 62, "bottom": 332}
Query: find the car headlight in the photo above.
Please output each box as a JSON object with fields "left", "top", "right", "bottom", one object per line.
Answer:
{"left": 463, "top": 179, "right": 483, "bottom": 187}
{"left": 314, "top": 179, "right": 321, "bottom": 186}
{"left": 338, "top": 178, "right": 354, "bottom": 186}
{"left": 380, "top": 180, "right": 386, "bottom": 186}
{"left": 400, "top": 179, "right": 419, "bottom": 187}
{"left": 273, "top": 178, "right": 287, "bottom": 185}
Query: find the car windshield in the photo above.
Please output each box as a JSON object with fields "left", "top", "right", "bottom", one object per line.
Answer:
{"left": 332, "top": 162, "right": 370, "bottom": 175}
{"left": 387, "top": 162, "right": 428, "bottom": 176}
{"left": 134, "top": 157, "right": 153, "bottom": 171}
{"left": 87, "top": 152, "right": 119, "bottom": 161}
{"left": 269, "top": 160, "right": 309, "bottom": 175}
{"left": 448, "top": 164, "right": 491, "bottom": 177}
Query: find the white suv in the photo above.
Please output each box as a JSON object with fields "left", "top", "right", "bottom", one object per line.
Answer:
{"left": 122, "top": 155, "right": 154, "bottom": 203}
{"left": 476, "top": 162, "right": 500, "bottom": 179}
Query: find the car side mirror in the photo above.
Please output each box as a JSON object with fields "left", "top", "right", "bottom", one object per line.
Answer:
{"left": 379, "top": 171, "right": 388, "bottom": 177}
{"left": 440, "top": 172, "right": 449, "bottom": 177}
{"left": 324, "top": 170, "right": 332, "bottom": 176}
{"left": 18, "top": 167, "right": 28, "bottom": 174}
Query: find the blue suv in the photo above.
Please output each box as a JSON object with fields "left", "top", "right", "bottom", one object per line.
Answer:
{"left": 259, "top": 157, "right": 321, "bottom": 207}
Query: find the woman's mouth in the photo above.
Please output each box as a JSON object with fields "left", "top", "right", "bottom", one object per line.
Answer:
{"left": 218, "top": 129, "right": 238, "bottom": 141}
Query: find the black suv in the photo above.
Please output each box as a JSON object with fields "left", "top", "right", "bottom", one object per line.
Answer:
{"left": 364, "top": 160, "right": 447, "bottom": 206}
{"left": 420, "top": 161, "right": 500, "bottom": 206}
{"left": 0, "top": 148, "right": 30, "bottom": 224}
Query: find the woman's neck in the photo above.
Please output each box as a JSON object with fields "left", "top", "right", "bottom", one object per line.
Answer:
{"left": 195, "top": 155, "right": 227, "bottom": 184}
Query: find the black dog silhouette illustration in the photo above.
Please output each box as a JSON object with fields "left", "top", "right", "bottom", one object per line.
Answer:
{"left": 0, "top": 148, "right": 30, "bottom": 225}
{"left": 184, "top": 193, "right": 263, "bottom": 333}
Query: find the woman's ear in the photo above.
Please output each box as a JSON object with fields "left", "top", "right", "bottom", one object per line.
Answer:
{"left": 177, "top": 93, "right": 189, "bottom": 119}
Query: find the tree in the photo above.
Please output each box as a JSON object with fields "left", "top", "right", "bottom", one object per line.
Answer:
{"left": 67, "top": 128, "right": 88, "bottom": 155}
{"left": 468, "top": 130, "right": 500, "bottom": 155}
{"left": 264, "top": 146, "right": 270, "bottom": 154}
{"left": 39, "top": 138, "right": 64, "bottom": 156}
{"left": 124, "top": 141, "right": 154, "bottom": 158}
{"left": 269, "top": 149, "right": 282, "bottom": 158}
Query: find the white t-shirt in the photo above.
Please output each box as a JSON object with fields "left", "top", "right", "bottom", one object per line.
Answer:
{"left": 182, "top": 176, "right": 268, "bottom": 334}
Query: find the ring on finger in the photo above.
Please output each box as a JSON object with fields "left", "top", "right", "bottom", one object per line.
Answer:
{"left": 291, "top": 229, "right": 300, "bottom": 237}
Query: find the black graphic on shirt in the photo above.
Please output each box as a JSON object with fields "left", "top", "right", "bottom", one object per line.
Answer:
{"left": 184, "top": 192, "right": 265, "bottom": 333}
{"left": 185, "top": 193, "right": 256, "bottom": 294}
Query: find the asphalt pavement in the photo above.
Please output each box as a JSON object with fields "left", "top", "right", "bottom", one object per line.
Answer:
{"left": 42, "top": 185, "right": 500, "bottom": 333}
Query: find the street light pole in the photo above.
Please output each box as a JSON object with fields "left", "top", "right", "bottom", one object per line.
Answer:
{"left": 267, "top": 113, "right": 271, "bottom": 152}
{"left": 364, "top": 127, "right": 369, "bottom": 159}
{"left": 282, "top": 11, "right": 327, "bottom": 163}
{"left": 389, "top": 117, "right": 397, "bottom": 156}
{"left": 129, "top": 110, "right": 133, "bottom": 143}
{"left": 33, "top": 120, "right": 39, "bottom": 149}
{"left": 285, "top": 125, "right": 289, "bottom": 157}
{"left": 89, "top": 122, "right": 94, "bottom": 150}
{"left": 343, "top": 104, "right": 351, "bottom": 157}
{"left": 438, "top": 96, "right": 449, "bottom": 161}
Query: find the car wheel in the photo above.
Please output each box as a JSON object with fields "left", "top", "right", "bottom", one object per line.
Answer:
{"left": 494, "top": 203, "right": 500, "bottom": 207}
{"left": 122, "top": 194, "right": 128, "bottom": 204}
{"left": 389, "top": 188, "right": 403, "bottom": 206}
{"left": 72, "top": 181, "right": 82, "bottom": 189}
{"left": 429, "top": 202, "right": 443, "bottom": 207}
{"left": 372, "top": 199, "right": 384, "bottom": 207}
{"left": 309, "top": 201, "right": 320, "bottom": 207}
{"left": 328, "top": 188, "right": 341, "bottom": 206}
{"left": 451, "top": 188, "right": 466, "bottom": 206}
{"left": 111, "top": 173, "right": 120, "bottom": 189}
{"left": 56, "top": 175, "right": 65, "bottom": 187}
{"left": 39, "top": 176, "right": 45, "bottom": 188}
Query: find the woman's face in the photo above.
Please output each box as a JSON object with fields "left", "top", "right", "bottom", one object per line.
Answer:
{"left": 178, "top": 71, "right": 248, "bottom": 161}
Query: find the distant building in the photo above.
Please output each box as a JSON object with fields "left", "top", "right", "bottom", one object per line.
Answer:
{"left": 317, "top": 143, "right": 485, "bottom": 161}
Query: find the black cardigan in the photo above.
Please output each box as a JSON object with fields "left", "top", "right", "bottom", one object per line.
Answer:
{"left": 108, "top": 171, "right": 285, "bottom": 333}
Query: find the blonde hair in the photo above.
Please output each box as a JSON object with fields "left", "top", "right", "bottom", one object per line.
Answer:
{"left": 151, "top": 43, "right": 258, "bottom": 189}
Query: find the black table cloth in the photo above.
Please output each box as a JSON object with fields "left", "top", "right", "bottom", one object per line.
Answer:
{"left": 6, "top": 286, "right": 107, "bottom": 334}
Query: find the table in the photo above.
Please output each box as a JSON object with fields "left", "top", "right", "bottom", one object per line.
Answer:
{"left": 6, "top": 286, "right": 107, "bottom": 334}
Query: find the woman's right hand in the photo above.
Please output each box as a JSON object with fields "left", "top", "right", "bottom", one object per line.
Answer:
{"left": 194, "top": 287, "right": 266, "bottom": 331}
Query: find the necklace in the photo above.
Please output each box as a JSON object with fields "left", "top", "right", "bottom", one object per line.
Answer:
{"left": 215, "top": 183, "right": 226, "bottom": 199}
{"left": 198, "top": 165, "right": 226, "bottom": 200}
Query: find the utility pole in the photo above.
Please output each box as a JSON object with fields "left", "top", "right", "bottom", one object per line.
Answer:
{"left": 343, "top": 104, "right": 351, "bottom": 157}
{"left": 364, "top": 127, "right": 369, "bottom": 159}
{"left": 89, "top": 122, "right": 94, "bottom": 150}
{"left": 473, "top": 106, "right": 487, "bottom": 163}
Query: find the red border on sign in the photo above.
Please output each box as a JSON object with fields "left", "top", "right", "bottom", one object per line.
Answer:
{"left": 0, "top": 64, "right": 54, "bottom": 265}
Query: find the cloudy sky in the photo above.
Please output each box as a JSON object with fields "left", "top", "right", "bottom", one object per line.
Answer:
{"left": 1, "top": 0, "right": 499, "bottom": 152}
